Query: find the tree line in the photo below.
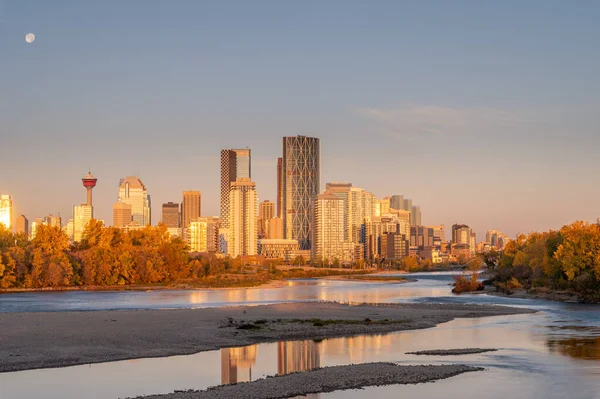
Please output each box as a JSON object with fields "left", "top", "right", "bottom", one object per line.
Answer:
{"left": 0, "top": 220, "right": 251, "bottom": 289}
{"left": 485, "top": 220, "right": 600, "bottom": 302}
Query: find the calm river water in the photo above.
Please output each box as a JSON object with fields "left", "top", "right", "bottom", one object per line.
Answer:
{"left": 1, "top": 272, "right": 599, "bottom": 399}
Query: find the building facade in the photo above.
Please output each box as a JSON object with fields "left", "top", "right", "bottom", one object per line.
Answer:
{"left": 118, "top": 176, "right": 151, "bottom": 226}
{"left": 73, "top": 204, "right": 92, "bottom": 242}
{"left": 220, "top": 149, "right": 251, "bottom": 232}
{"left": 15, "top": 214, "right": 28, "bottom": 236}
{"left": 277, "top": 157, "right": 283, "bottom": 218}
{"left": 229, "top": 178, "right": 258, "bottom": 257}
{"left": 267, "top": 217, "right": 284, "bottom": 239}
{"left": 282, "top": 136, "right": 320, "bottom": 250}
{"left": 113, "top": 202, "right": 133, "bottom": 228}
{"left": 188, "top": 218, "right": 208, "bottom": 252}
{"left": 258, "top": 239, "right": 300, "bottom": 260}
{"left": 161, "top": 202, "right": 180, "bottom": 228}
{"left": 258, "top": 200, "right": 275, "bottom": 238}
{"left": 181, "top": 190, "right": 201, "bottom": 230}
{"left": 313, "top": 191, "right": 356, "bottom": 263}
{"left": 0, "top": 194, "right": 12, "bottom": 230}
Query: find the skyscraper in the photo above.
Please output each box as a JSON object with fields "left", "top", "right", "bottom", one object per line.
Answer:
{"left": 188, "top": 218, "right": 208, "bottom": 252}
{"left": 277, "top": 157, "right": 283, "bottom": 218}
{"left": 258, "top": 200, "right": 275, "bottom": 238}
{"left": 220, "top": 149, "right": 251, "bottom": 231}
{"left": 229, "top": 178, "right": 258, "bottom": 258}
{"left": 390, "top": 195, "right": 404, "bottom": 211}
{"left": 313, "top": 191, "right": 345, "bottom": 262}
{"left": 82, "top": 171, "right": 97, "bottom": 207}
{"left": 161, "top": 202, "right": 180, "bottom": 228}
{"left": 411, "top": 205, "right": 422, "bottom": 226}
{"left": 73, "top": 204, "right": 92, "bottom": 242}
{"left": 113, "top": 202, "right": 133, "bottom": 227}
{"left": 118, "top": 176, "right": 151, "bottom": 226}
{"left": 181, "top": 191, "right": 201, "bottom": 230}
{"left": 0, "top": 194, "right": 12, "bottom": 230}
{"left": 282, "top": 136, "right": 320, "bottom": 250}
{"left": 16, "top": 214, "right": 28, "bottom": 236}
{"left": 44, "top": 214, "right": 62, "bottom": 228}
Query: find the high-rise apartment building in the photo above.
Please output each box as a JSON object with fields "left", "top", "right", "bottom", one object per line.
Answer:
{"left": 362, "top": 215, "right": 407, "bottom": 261}
{"left": 427, "top": 225, "right": 446, "bottom": 246}
{"left": 220, "top": 149, "right": 251, "bottom": 232}
{"left": 73, "top": 204, "right": 92, "bottom": 242}
{"left": 118, "top": 176, "right": 151, "bottom": 226}
{"left": 452, "top": 224, "right": 471, "bottom": 245}
{"left": 16, "top": 214, "right": 28, "bottom": 236}
{"left": 229, "top": 178, "right": 258, "bottom": 257}
{"left": 258, "top": 200, "right": 275, "bottom": 238}
{"left": 314, "top": 191, "right": 350, "bottom": 263}
{"left": 325, "top": 183, "right": 376, "bottom": 244}
{"left": 277, "top": 157, "right": 283, "bottom": 218}
{"left": 375, "top": 197, "right": 391, "bottom": 217}
{"left": 181, "top": 191, "right": 201, "bottom": 229}
{"left": 206, "top": 216, "right": 220, "bottom": 253}
{"left": 161, "top": 202, "right": 180, "bottom": 228}
{"left": 410, "top": 226, "right": 434, "bottom": 248}
{"left": 0, "top": 194, "right": 12, "bottom": 230}
{"left": 381, "top": 232, "right": 409, "bottom": 260}
{"left": 113, "top": 202, "right": 133, "bottom": 227}
{"left": 282, "top": 136, "right": 320, "bottom": 250}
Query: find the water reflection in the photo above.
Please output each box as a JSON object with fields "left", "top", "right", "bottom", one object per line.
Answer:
{"left": 221, "top": 346, "right": 258, "bottom": 384}
{"left": 278, "top": 341, "right": 321, "bottom": 374}
{"left": 547, "top": 337, "right": 600, "bottom": 360}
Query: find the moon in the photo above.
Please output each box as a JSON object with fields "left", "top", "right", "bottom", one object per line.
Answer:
{"left": 25, "top": 33, "right": 35, "bottom": 44}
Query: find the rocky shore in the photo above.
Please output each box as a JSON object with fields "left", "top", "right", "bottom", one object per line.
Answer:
{"left": 0, "top": 301, "right": 534, "bottom": 373}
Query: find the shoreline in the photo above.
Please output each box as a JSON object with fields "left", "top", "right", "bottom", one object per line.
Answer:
{"left": 469, "top": 285, "right": 584, "bottom": 303}
{"left": 0, "top": 301, "right": 534, "bottom": 373}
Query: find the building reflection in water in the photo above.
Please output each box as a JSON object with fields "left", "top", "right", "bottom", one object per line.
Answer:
{"left": 547, "top": 336, "right": 600, "bottom": 360}
{"left": 278, "top": 340, "right": 321, "bottom": 375}
{"left": 221, "top": 345, "right": 258, "bottom": 384}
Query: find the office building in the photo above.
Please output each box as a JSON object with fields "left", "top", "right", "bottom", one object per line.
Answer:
{"left": 181, "top": 190, "right": 201, "bottom": 230}
{"left": 161, "top": 202, "right": 180, "bottom": 228}
{"left": 452, "top": 224, "right": 472, "bottom": 245}
{"left": 188, "top": 218, "right": 208, "bottom": 252}
{"left": 113, "top": 202, "right": 133, "bottom": 228}
{"left": 375, "top": 197, "right": 391, "bottom": 217}
{"left": 411, "top": 205, "right": 422, "bottom": 227}
{"left": 229, "top": 178, "right": 258, "bottom": 257}
{"left": 15, "top": 214, "right": 28, "bottom": 236}
{"left": 410, "top": 226, "right": 434, "bottom": 249}
{"left": 277, "top": 157, "right": 283, "bottom": 218}
{"left": 390, "top": 195, "right": 404, "bottom": 212}
{"left": 381, "top": 232, "right": 409, "bottom": 260}
{"left": 267, "top": 217, "right": 284, "bottom": 239}
{"left": 118, "top": 176, "right": 151, "bottom": 226}
{"left": 282, "top": 136, "right": 320, "bottom": 250}
{"left": 258, "top": 239, "right": 300, "bottom": 260}
{"left": 220, "top": 149, "right": 251, "bottom": 232}
{"left": 73, "top": 204, "right": 92, "bottom": 242}
{"left": 0, "top": 194, "right": 12, "bottom": 230}
{"left": 427, "top": 225, "right": 446, "bottom": 246}
{"left": 362, "top": 215, "right": 407, "bottom": 261}
{"left": 258, "top": 200, "right": 275, "bottom": 238}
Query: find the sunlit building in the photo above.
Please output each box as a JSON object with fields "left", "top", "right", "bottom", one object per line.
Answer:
{"left": 229, "top": 178, "right": 258, "bottom": 257}
{"left": 73, "top": 204, "right": 92, "bottom": 242}
{"left": 374, "top": 197, "right": 391, "bottom": 217}
{"left": 220, "top": 148, "right": 251, "bottom": 233}
{"left": 427, "top": 225, "right": 445, "bottom": 247}
{"left": 314, "top": 191, "right": 354, "bottom": 263}
{"left": 362, "top": 215, "right": 408, "bottom": 261}
{"left": 118, "top": 176, "right": 151, "bottom": 226}
{"left": 267, "top": 216, "right": 284, "bottom": 239}
{"left": 410, "top": 226, "right": 434, "bottom": 249}
{"left": 44, "top": 214, "right": 61, "bottom": 228}
{"left": 65, "top": 219, "right": 74, "bottom": 241}
{"left": 205, "top": 216, "right": 220, "bottom": 252}
{"left": 15, "top": 214, "right": 28, "bottom": 236}
{"left": 486, "top": 229, "right": 510, "bottom": 249}
{"left": 113, "top": 202, "right": 133, "bottom": 228}
{"left": 282, "top": 136, "right": 320, "bottom": 250}
{"left": 411, "top": 205, "right": 422, "bottom": 226}
{"left": 258, "top": 239, "right": 300, "bottom": 260}
{"left": 188, "top": 218, "right": 208, "bottom": 252}
{"left": 0, "top": 194, "right": 12, "bottom": 230}
{"left": 277, "top": 157, "right": 283, "bottom": 218}
{"left": 381, "top": 232, "right": 409, "bottom": 260}
{"left": 181, "top": 190, "right": 201, "bottom": 231}
{"left": 258, "top": 200, "right": 275, "bottom": 238}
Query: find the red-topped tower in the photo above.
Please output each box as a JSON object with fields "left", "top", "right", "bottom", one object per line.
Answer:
{"left": 82, "top": 171, "right": 97, "bottom": 207}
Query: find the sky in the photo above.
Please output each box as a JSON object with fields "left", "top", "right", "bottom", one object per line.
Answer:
{"left": 1, "top": 0, "right": 600, "bottom": 241}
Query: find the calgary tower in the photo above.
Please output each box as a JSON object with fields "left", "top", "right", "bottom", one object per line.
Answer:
{"left": 82, "top": 171, "right": 97, "bottom": 207}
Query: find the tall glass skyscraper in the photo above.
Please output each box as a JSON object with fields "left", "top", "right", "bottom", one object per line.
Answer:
{"left": 118, "top": 176, "right": 151, "bottom": 226}
{"left": 282, "top": 136, "right": 320, "bottom": 250}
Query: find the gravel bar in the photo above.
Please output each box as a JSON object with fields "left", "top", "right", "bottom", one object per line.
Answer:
{"left": 134, "top": 363, "right": 484, "bottom": 399}
{"left": 407, "top": 348, "right": 499, "bottom": 356}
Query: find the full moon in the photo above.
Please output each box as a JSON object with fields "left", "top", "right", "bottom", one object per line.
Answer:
{"left": 25, "top": 33, "right": 35, "bottom": 44}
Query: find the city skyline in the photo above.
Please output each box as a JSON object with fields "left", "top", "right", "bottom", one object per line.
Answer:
{"left": 3, "top": 1, "right": 600, "bottom": 240}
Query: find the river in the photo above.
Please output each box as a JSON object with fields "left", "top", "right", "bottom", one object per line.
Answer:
{"left": 0, "top": 272, "right": 599, "bottom": 399}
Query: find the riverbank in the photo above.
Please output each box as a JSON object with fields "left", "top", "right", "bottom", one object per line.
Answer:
{"left": 134, "top": 363, "right": 483, "bottom": 399}
{"left": 470, "top": 285, "right": 583, "bottom": 303}
{"left": 0, "top": 301, "right": 534, "bottom": 373}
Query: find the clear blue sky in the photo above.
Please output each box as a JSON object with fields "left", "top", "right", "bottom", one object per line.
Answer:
{"left": 1, "top": 0, "right": 599, "bottom": 240}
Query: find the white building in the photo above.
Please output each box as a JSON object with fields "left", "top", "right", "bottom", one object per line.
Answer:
{"left": 228, "top": 178, "right": 258, "bottom": 257}
{"left": 73, "top": 204, "right": 92, "bottom": 242}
